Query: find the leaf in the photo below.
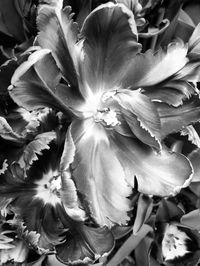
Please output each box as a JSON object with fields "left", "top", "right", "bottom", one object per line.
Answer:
{"left": 133, "top": 194, "right": 153, "bottom": 235}
{"left": 0, "top": 0, "right": 28, "bottom": 41}
{"left": 18, "top": 131, "right": 56, "bottom": 171}
{"left": 156, "top": 199, "right": 184, "bottom": 223}
{"left": 181, "top": 125, "right": 200, "bottom": 148}
{"left": 181, "top": 209, "right": 200, "bottom": 230}
{"left": 106, "top": 225, "right": 152, "bottom": 266}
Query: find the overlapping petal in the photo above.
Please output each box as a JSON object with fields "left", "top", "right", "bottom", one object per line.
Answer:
{"left": 80, "top": 2, "right": 141, "bottom": 93}
{"left": 122, "top": 41, "right": 189, "bottom": 89}
{"left": 114, "top": 90, "right": 161, "bottom": 149}
{"left": 9, "top": 50, "right": 79, "bottom": 117}
{"left": 143, "top": 80, "right": 196, "bottom": 107}
{"left": 56, "top": 205, "right": 114, "bottom": 264}
{"left": 70, "top": 119, "right": 132, "bottom": 227}
{"left": 37, "top": 1, "right": 79, "bottom": 86}
{"left": 156, "top": 97, "right": 200, "bottom": 138}
{"left": 110, "top": 133, "right": 192, "bottom": 196}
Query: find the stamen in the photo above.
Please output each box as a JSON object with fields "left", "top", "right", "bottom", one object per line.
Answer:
{"left": 94, "top": 108, "right": 120, "bottom": 127}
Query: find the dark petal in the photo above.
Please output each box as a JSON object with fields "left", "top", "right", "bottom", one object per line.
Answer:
{"left": 56, "top": 207, "right": 114, "bottom": 264}
{"left": 80, "top": 2, "right": 140, "bottom": 93}
{"left": 37, "top": 3, "right": 79, "bottom": 87}
{"left": 111, "top": 133, "right": 192, "bottom": 196}
{"left": 133, "top": 194, "right": 153, "bottom": 234}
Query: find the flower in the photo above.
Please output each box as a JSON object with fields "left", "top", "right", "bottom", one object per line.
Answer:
{"left": 9, "top": 0, "right": 198, "bottom": 229}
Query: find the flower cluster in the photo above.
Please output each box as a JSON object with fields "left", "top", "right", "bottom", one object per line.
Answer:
{"left": 1, "top": 0, "right": 200, "bottom": 265}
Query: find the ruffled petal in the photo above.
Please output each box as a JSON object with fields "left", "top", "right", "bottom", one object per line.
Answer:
{"left": 56, "top": 205, "right": 114, "bottom": 264}
{"left": 9, "top": 50, "right": 78, "bottom": 116}
{"left": 114, "top": 90, "right": 161, "bottom": 149}
{"left": 60, "top": 128, "right": 86, "bottom": 221}
{"left": 70, "top": 119, "right": 132, "bottom": 227}
{"left": 37, "top": 1, "right": 79, "bottom": 86}
{"left": 143, "top": 80, "right": 196, "bottom": 107}
{"left": 80, "top": 2, "right": 141, "bottom": 93}
{"left": 122, "top": 41, "right": 188, "bottom": 89}
{"left": 156, "top": 97, "right": 200, "bottom": 138}
{"left": 111, "top": 133, "right": 192, "bottom": 196}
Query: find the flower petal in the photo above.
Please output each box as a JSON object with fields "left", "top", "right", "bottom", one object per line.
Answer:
{"left": 114, "top": 90, "right": 161, "bottom": 149}
{"left": 60, "top": 128, "right": 86, "bottom": 221}
{"left": 188, "top": 148, "right": 200, "bottom": 182}
{"left": 56, "top": 208, "right": 114, "bottom": 264}
{"left": 70, "top": 119, "right": 132, "bottom": 227}
{"left": 37, "top": 2, "right": 79, "bottom": 86}
{"left": 111, "top": 133, "right": 192, "bottom": 196}
{"left": 156, "top": 97, "right": 200, "bottom": 138}
{"left": 80, "top": 2, "right": 141, "bottom": 93}
{"left": 143, "top": 80, "right": 196, "bottom": 107}
{"left": 9, "top": 50, "right": 75, "bottom": 116}
{"left": 122, "top": 41, "right": 188, "bottom": 89}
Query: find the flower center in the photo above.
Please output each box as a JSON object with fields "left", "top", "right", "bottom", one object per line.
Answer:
{"left": 34, "top": 170, "right": 62, "bottom": 206}
{"left": 162, "top": 224, "right": 191, "bottom": 261}
{"left": 44, "top": 175, "right": 61, "bottom": 195}
{"left": 94, "top": 108, "right": 120, "bottom": 128}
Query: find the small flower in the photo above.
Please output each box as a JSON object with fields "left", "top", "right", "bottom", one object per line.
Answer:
{"left": 162, "top": 224, "right": 191, "bottom": 261}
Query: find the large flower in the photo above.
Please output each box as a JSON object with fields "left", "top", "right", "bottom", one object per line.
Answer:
{"left": 9, "top": 0, "right": 195, "bottom": 227}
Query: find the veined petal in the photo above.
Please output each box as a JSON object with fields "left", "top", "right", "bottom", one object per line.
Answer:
{"left": 70, "top": 119, "right": 132, "bottom": 227}
{"left": 9, "top": 50, "right": 76, "bottom": 116}
{"left": 56, "top": 206, "right": 114, "bottom": 264}
{"left": 111, "top": 133, "right": 192, "bottom": 197}
{"left": 114, "top": 90, "right": 161, "bottom": 149}
{"left": 122, "top": 41, "right": 188, "bottom": 89}
{"left": 37, "top": 1, "right": 79, "bottom": 86}
{"left": 143, "top": 80, "right": 196, "bottom": 107}
{"left": 80, "top": 2, "right": 141, "bottom": 93}
{"left": 156, "top": 97, "right": 200, "bottom": 138}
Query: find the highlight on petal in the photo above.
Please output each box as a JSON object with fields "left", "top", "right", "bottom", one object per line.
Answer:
{"left": 111, "top": 133, "right": 193, "bottom": 196}
{"left": 9, "top": 50, "right": 75, "bottom": 116}
{"left": 70, "top": 119, "right": 132, "bottom": 227}
{"left": 122, "top": 41, "right": 188, "bottom": 89}
{"left": 143, "top": 80, "right": 196, "bottom": 107}
{"left": 80, "top": 2, "right": 141, "bottom": 93}
{"left": 114, "top": 90, "right": 161, "bottom": 149}
{"left": 60, "top": 128, "right": 86, "bottom": 221}
{"left": 37, "top": 1, "right": 79, "bottom": 86}
{"left": 188, "top": 148, "right": 200, "bottom": 182}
